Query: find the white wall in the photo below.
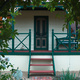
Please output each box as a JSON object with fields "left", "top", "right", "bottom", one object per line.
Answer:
{"left": 6, "top": 10, "right": 80, "bottom": 72}
{"left": 55, "top": 55, "right": 80, "bottom": 71}
{"left": 14, "top": 10, "right": 67, "bottom": 50}
{"left": 5, "top": 55, "right": 80, "bottom": 72}
{"left": 5, "top": 56, "right": 29, "bottom": 71}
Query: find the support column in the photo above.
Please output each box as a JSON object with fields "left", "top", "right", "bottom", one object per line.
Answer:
{"left": 28, "top": 29, "right": 31, "bottom": 78}
{"left": 12, "top": 15, "right": 14, "bottom": 52}
{"left": 52, "top": 29, "right": 56, "bottom": 76}
{"left": 29, "top": 29, "right": 31, "bottom": 52}
{"left": 69, "top": 22, "right": 71, "bottom": 52}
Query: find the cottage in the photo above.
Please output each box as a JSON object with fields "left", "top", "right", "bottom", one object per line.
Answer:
{"left": 0, "top": 2, "right": 80, "bottom": 78}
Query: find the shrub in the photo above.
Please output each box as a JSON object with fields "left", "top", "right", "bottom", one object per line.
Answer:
{"left": 54, "top": 70, "right": 80, "bottom": 80}
{"left": 0, "top": 55, "right": 13, "bottom": 80}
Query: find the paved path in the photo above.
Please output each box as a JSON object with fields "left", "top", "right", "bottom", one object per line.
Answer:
{"left": 22, "top": 76, "right": 53, "bottom": 80}
{"left": 31, "top": 76, "right": 52, "bottom": 80}
{"left": 22, "top": 72, "right": 53, "bottom": 80}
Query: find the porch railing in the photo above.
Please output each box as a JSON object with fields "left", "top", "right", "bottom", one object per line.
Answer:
{"left": 0, "top": 29, "right": 78, "bottom": 53}
{"left": 6, "top": 29, "right": 31, "bottom": 53}
{"left": 52, "top": 29, "right": 78, "bottom": 52}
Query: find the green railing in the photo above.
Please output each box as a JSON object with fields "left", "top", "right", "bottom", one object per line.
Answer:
{"left": 52, "top": 29, "right": 56, "bottom": 76}
{"left": 2, "top": 29, "right": 31, "bottom": 53}
{"left": 28, "top": 29, "right": 31, "bottom": 78}
{"left": 14, "top": 29, "right": 31, "bottom": 52}
{"left": 52, "top": 29, "right": 78, "bottom": 51}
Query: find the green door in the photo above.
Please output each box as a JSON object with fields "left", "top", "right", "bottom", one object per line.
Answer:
{"left": 34, "top": 16, "right": 48, "bottom": 50}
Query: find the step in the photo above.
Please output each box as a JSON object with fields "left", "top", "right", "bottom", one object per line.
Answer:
{"left": 30, "top": 64, "right": 53, "bottom": 66}
{"left": 31, "top": 58, "right": 53, "bottom": 60}
{"left": 30, "top": 70, "right": 54, "bottom": 73}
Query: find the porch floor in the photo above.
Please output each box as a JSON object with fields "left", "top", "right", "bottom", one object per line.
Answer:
{"left": 0, "top": 50, "right": 80, "bottom": 55}
{"left": 0, "top": 50, "right": 80, "bottom": 52}
{"left": 0, "top": 50, "right": 80, "bottom": 53}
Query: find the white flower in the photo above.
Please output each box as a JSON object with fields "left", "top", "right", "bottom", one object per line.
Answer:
{"left": 58, "top": 0, "right": 60, "bottom": 2}
{"left": 5, "top": 57, "right": 9, "bottom": 62}
{"left": 2, "top": 17, "right": 7, "bottom": 21}
{"left": 63, "top": 1, "right": 64, "bottom": 2}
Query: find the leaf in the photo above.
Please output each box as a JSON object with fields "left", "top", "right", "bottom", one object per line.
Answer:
{"left": 6, "top": 62, "right": 8, "bottom": 65}
{"left": 32, "top": 6, "right": 35, "bottom": 10}
{"left": 11, "top": 65, "right": 13, "bottom": 67}
{"left": 69, "top": 21, "right": 74, "bottom": 25}
{"left": 7, "top": 65, "right": 10, "bottom": 68}
{"left": 62, "top": 27, "right": 65, "bottom": 31}
{"left": 2, "top": 49, "right": 8, "bottom": 54}
{"left": 53, "top": 8, "right": 55, "bottom": 11}
{"left": 1, "top": 54, "right": 5, "bottom": 57}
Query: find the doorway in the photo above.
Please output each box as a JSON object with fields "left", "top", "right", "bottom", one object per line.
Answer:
{"left": 34, "top": 16, "right": 48, "bottom": 50}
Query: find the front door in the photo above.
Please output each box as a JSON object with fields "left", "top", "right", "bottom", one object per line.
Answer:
{"left": 34, "top": 16, "right": 48, "bottom": 50}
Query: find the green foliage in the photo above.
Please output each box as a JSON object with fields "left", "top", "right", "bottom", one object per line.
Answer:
{"left": 0, "top": 56, "right": 22, "bottom": 80}
{"left": 61, "top": 70, "right": 76, "bottom": 80}
{"left": 0, "top": 0, "right": 80, "bottom": 22}
{"left": 0, "top": 0, "right": 80, "bottom": 53}
{"left": 9, "top": 11, "right": 21, "bottom": 17}
{"left": 0, "top": 11, "right": 20, "bottom": 53}
{"left": 0, "top": 73, "right": 13, "bottom": 80}
{"left": 0, "top": 56, "right": 14, "bottom": 80}
{"left": 69, "top": 21, "right": 74, "bottom": 25}
{"left": 55, "top": 70, "right": 80, "bottom": 80}
{"left": 62, "top": 24, "right": 68, "bottom": 31}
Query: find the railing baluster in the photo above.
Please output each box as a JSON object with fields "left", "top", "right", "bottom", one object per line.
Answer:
{"left": 29, "top": 29, "right": 31, "bottom": 53}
